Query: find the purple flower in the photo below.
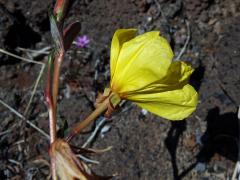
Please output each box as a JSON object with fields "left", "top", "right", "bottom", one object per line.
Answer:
{"left": 75, "top": 35, "right": 90, "bottom": 48}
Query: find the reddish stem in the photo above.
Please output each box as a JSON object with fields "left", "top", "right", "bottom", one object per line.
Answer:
{"left": 54, "top": 0, "right": 69, "bottom": 21}
{"left": 45, "top": 57, "right": 57, "bottom": 143}
{"left": 45, "top": 53, "right": 59, "bottom": 180}
{"left": 52, "top": 52, "right": 64, "bottom": 109}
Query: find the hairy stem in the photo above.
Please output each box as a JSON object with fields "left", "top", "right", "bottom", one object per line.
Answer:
{"left": 49, "top": 107, "right": 57, "bottom": 143}
{"left": 49, "top": 105, "right": 57, "bottom": 179}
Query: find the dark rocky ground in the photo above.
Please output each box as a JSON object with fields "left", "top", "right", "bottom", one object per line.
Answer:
{"left": 0, "top": 0, "right": 240, "bottom": 179}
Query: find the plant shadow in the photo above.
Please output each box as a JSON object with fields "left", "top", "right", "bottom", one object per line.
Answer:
{"left": 165, "top": 107, "right": 239, "bottom": 180}
{"left": 165, "top": 120, "right": 186, "bottom": 180}
{"left": 189, "top": 61, "right": 205, "bottom": 92}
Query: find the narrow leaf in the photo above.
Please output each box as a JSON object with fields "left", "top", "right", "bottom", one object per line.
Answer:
{"left": 57, "top": 119, "right": 69, "bottom": 138}
{"left": 63, "top": 21, "right": 81, "bottom": 50}
{"left": 49, "top": 13, "right": 64, "bottom": 52}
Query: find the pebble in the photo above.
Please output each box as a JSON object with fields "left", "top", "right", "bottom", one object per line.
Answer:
{"left": 100, "top": 125, "right": 111, "bottom": 138}
{"left": 195, "top": 162, "right": 207, "bottom": 172}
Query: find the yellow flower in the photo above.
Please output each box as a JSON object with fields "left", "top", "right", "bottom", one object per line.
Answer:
{"left": 109, "top": 29, "right": 198, "bottom": 120}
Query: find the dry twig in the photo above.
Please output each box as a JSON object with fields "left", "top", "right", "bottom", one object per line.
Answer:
{"left": 175, "top": 20, "right": 191, "bottom": 61}
{"left": 82, "top": 117, "right": 107, "bottom": 148}
{"left": 0, "top": 48, "right": 46, "bottom": 116}
{"left": 0, "top": 98, "right": 50, "bottom": 139}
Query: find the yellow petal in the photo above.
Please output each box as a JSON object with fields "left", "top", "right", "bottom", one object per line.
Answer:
{"left": 110, "top": 29, "right": 137, "bottom": 79}
{"left": 111, "top": 31, "right": 174, "bottom": 94}
{"left": 128, "top": 84, "right": 198, "bottom": 120}
{"left": 128, "top": 61, "right": 194, "bottom": 95}
{"left": 161, "top": 61, "right": 194, "bottom": 87}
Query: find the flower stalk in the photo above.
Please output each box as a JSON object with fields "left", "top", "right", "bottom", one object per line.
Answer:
{"left": 66, "top": 96, "right": 110, "bottom": 141}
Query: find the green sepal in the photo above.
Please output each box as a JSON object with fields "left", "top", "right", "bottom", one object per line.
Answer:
{"left": 103, "top": 88, "right": 111, "bottom": 97}
{"left": 109, "top": 93, "right": 121, "bottom": 108}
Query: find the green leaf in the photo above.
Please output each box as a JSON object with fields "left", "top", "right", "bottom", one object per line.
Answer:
{"left": 57, "top": 119, "right": 69, "bottom": 138}
{"left": 49, "top": 13, "right": 64, "bottom": 52}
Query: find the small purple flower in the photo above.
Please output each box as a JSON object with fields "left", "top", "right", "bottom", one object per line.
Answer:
{"left": 75, "top": 35, "right": 90, "bottom": 48}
